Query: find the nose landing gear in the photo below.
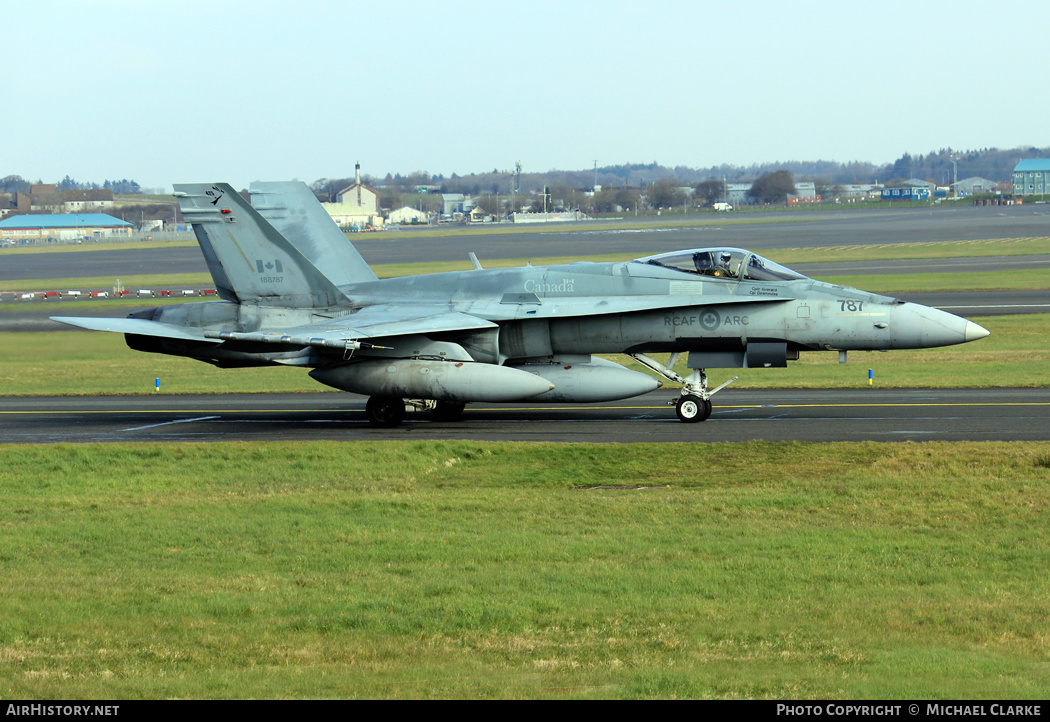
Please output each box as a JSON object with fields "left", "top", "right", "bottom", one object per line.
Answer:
{"left": 627, "top": 352, "right": 738, "bottom": 423}
{"left": 675, "top": 394, "right": 712, "bottom": 422}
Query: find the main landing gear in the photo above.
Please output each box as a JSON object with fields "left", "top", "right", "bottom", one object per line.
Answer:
{"left": 365, "top": 395, "right": 405, "bottom": 428}
{"left": 627, "top": 353, "right": 738, "bottom": 424}
{"left": 364, "top": 397, "right": 467, "bottom": 427}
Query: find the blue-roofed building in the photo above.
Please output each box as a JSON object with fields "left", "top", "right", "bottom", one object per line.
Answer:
{"left": 0, "top": 213, "right": 133, "bottom": 243}
{"left": 1012, "top": 159, "right": 1050, "bottom": 197}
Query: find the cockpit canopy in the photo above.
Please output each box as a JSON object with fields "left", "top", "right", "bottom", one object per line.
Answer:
{"left": 632, "top": 248, "right": 808, "bottom": 282}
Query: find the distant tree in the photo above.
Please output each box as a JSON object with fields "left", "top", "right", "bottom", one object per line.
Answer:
{"left": 591, "top": 189, "right": 618, "bottom": 212}
{"left": 379, "top": 187, "right": 402, "bottom": 210}
{"left": 310, "top": 178, "right": 350, "bottom": 202}
{"left": 747, "top": 170, "right": 796, "bottom": 204}
{"left": 473, "top": 195, "right": 501, "bottom": 217}
{"left": 0, "top": 175, "right": 29, "bottom": 193}
{"left": 647, "top": 180, "right": 679, "bottom": 209}
{"left": 614, "top": 188, "right": 639, "bottom": 212}
{"left": 104, "top": 179, "right": 141, "bottom": 194}
{"left": 694, "top": 179, "right": 725, "bottom": 207}
{"left": 891, "top": 153, "right": 913, "bottom": 179}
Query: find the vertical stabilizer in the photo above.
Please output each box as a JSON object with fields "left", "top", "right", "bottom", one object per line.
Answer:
{"left": 174, "top": 183, "right": 349, "bottom": 308}
{"left": 250, "top": 181, "right": 378, "bottom": 286}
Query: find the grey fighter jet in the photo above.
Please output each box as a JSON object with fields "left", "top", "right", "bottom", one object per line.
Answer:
{"left": 52, "top": 182, "right": 989, "bottom": 426}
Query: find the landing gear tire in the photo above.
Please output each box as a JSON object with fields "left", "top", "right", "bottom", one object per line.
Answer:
{"left": 431, "top": 400, "right": 466, "bottom": 422}
{"left": 676, "top": 394, "right": 711, "bottom": 423}
{"left": 366, "top": 395, "right": 405, "bottom": 428}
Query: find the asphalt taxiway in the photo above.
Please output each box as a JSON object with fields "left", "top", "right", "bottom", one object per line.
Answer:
{"left": 2, "top": 388, "right": 1047, "bottom": 444}
{"left": 4, "top": 205, "right": 1050, "bottom": 283}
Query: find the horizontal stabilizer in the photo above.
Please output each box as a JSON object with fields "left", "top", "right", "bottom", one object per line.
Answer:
{"left": 50, "top": 316, "right": 221, "bottom": 342}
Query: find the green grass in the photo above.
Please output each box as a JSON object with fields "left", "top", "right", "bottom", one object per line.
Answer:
{"left": 818, "top": 269, "right": 1050, "bottom": 294}
{"left": 0, "top": 314, "right": 1043, "bottom": 395}
{"left": 0, "top": 331, "right": 316, "bottom": 395}
{"left": 3, "top": 231, "right": 1048, "bottom": 698}
{"left": 0, "top": 440, "right": 1048, "bottom": 698}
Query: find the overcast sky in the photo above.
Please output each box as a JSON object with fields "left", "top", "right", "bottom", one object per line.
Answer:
{"left": 5, "top": 0, "right": 1045, "bottom": 191}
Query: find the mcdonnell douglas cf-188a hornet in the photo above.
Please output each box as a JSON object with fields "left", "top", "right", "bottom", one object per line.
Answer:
{"left": 53, "top": 182, "right": 989, "bottom": 426}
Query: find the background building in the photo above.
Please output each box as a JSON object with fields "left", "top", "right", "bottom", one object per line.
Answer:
{"left": 0, "top": 213, "right": 133, "bottom": 243}
{"left": 323, "top": 162, "right": 383, "bottom": 229}
{"left": 388, "top": 206, "right": 428, "bottom": 224}
{"left": 1012, "top": 160, "right": 1050, "bottom": 197}
{"left": 952, "top": 177, "right": 998, "bottom": 195}
{"left": 334, "top": 162, "right": 379, "bottom": 212}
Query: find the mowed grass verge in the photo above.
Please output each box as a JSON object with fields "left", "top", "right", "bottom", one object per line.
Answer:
{"left": 1, "top": 314, "right": 1045, "bottom": 395}
{"left": 1, "top": 440, "right": 1048, "bottom": 699}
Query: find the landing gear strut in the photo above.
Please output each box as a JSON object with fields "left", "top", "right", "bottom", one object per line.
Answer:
{"left": 627, "top": 353, "right": 738, "bottom": 424}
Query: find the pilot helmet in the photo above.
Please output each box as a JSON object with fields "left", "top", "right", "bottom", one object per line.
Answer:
{"left": 719, "top": 252, "right": 733, "bottom": 264}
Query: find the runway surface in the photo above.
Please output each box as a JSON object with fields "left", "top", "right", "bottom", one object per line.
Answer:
{"left": 4, "top": 205, "right": 1050, "bottom": 282}
{"left": 2, "top": 388, "right": 1047, "bottom": 444}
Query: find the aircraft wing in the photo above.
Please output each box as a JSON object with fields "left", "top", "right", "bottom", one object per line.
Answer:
{"left": 282, "top": 305, "right": 498, "bottom": 339}
{"left": 200, "top": 304, "right": 497, "bottom": 347}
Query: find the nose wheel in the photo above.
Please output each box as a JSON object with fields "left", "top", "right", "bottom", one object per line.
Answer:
{"left": 676, "top": 394, "right": 712, "bottom": 423}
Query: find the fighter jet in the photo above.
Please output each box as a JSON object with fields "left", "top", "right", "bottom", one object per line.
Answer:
{"left": 52, "top": 182, "right": 989, "bottom": 426}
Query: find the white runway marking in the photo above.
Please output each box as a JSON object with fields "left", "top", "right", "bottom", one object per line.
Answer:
{"left": 122, "top": 415, "right": 220, "bottom": 432}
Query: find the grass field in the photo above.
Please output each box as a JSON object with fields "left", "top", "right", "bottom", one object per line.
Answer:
{"left": 0, "top": 440, "right": 1048, "bottom": 699}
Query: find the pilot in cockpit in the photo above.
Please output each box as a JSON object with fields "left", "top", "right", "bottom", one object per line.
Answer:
{"left": 691, "top": 250, "right": 735, "bottom": 278}
{"left": 715, "top": 251, "right": 735, "bottom": 278}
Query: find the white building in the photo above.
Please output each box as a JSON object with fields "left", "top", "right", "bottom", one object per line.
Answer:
{"left": 335, "top": 162, "right": 380, "bottom": 212}
{"left": 952, "top": 177, "right": 999, "bottom": 195}
{"left": 388, "top": 206, "right": 428, "bottom": 225}
{"left": 323, "top": 162, "right": 383, "bottom": 230}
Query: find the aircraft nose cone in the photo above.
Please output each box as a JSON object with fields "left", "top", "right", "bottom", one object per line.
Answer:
{"left": 890, "top": 303, "right": 990, "bottom": 349}
{"left": 965, "top": 320, "right": 990, "bottom": 342}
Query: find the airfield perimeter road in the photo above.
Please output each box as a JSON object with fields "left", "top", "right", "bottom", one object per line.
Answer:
{"left": 1, "top": 389, "right": 1048, "bottom": 444}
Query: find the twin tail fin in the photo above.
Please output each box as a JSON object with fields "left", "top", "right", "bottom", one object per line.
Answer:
{"left": 174, "top": 183, "right": 349, "bottom": 308}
